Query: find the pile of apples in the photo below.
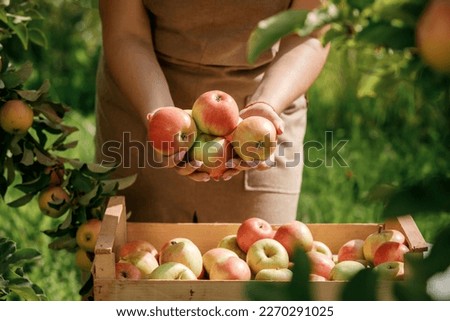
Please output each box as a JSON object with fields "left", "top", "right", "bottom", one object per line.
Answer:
{"left": 114, "top": 217, "right": 410, "bottom": 282}
{"left": 147, "top": 90, "right": 277, "bottom": 179}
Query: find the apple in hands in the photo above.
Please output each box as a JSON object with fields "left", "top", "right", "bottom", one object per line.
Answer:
{"left": 273, "top": 220, "right": 314, "bottom": 259}
{"left": 246, "top": 238, "right": 289, "bottom": 274}
{"left": 158, "top": 238, "right": 203, "bottom": 278}
{"left": 192, "top": 90, "right": 240, "bottom": 137}
{"left": 373, "top": 241, "right": 409, "bottom": 266}
{"left": 363, "top": 227, "right": 405, "bottom": 263}
{"left": 209, "top": 256, "right": 251, "bottom": 281}
{"left": 115, "top": 262, "right": 142, "bottom": 280}
{"left": 149, "top": 262, "right": 197, "bottom": 280}
{"left": 230, "top": 116, "right": 277, "bottom": 162}
{"left": 236, "top": 217, "right": 275, "bottom": 253}
{"left": 147, "top": 107, "right": 197, "bottom": 156}
{"left": 217, "top": 234, "right": 247, "bottom": 260}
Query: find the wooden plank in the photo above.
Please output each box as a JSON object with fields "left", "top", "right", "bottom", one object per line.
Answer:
{"left": 93, "top": 253, "right": 115, "bottom": 279}
{"left": 385, "top": 215, "right": 429, "bottom": 252}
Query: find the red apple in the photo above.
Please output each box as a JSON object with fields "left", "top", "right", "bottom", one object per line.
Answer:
{"left": 312, "top": 240, "right": 333, "bottom": 260}
{"left": 119, "top": 240, "right": 158, "bottom": 260}
{"left": 202, "top": 248, "right": 238, "bottom": 275}
{"left": 309, "top": 273, "right": 328, "bottom": 281}
{"left": 363, "top": 227, "right": 405, "bottom": 263}
{"left": 373, "top": 241, "right": 409, "bottom": 266}
{"left": 307, "top": 251, "right": 335, "bottom": 280}
{"left": 147, "top": 107, "right": 197, "bottom": 156}
{"left": 149, "top": 262, "right": 197, "bottom": 280}
{"left": 273, "top": 220, "right": 314, "bottom": 259}
{"left": 188, "top": 133, "right": 233, "bottom": 179}
{"left": 337, "top": 239, "right": 365, "bottom": 262}
{"left": 209, "top": 256, "right": 251, "bottom": 280}
{"left": 230, "top": 116, "right": 277, "bottom": 162}
{"left": 236, "top": 217, "right": 274, "bottom": 253}
{"left": 158, "top": 238, "right": 203, "bottom": 278}
{"left": 191, "top": 90, "right": 240, "bottom": 136}
{"left": 373, "top": 261, "right": 405, "bottom": 280}
{"left": 115, "top": 262, "right": 142, "bottom": 280}
{"left": 246, "top": 238, "right": 289, "bottom": 274}
{"left": 119, "top": 251, "right": 159, "bottom": 278}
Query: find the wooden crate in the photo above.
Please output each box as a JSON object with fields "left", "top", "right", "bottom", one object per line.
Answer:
{"left": 93, "top": 196, "right": 428, "bottom": 301}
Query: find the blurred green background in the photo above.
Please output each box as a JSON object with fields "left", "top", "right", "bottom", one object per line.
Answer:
{"left": 1, "top": 0, "right": 449, "bottom": 300}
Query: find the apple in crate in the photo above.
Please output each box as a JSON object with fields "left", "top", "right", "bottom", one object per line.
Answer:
{"left": 191, "top": 90, "right": 240, "bottom": 137}
{"left": 311, "top": 240, "right": 333, "bottom": 259}
{"left": 337, "top": 239, "right": 365, "bottom": 262}
{"left": 230, "top": 116, "right": 277, "bottom": 162}
{"left": 373, "top": 261, "right": 405, "bottom": 280}
{"left": 209, "top": 256, "right": 251, "bottom": 280}
{"left": 373, "top": 241, "right": 409, "bottom": 266}
{"left": 255, "top": 268, "right": 293, "bottom": 281}
{"left": 217, "top": 234, "right": 247, "bottom": 260}
{"left": 202, "top": 248, "right": 238, "bottom": 275}
{"left": 147, "top": 107, "right": 197, "bottom": 156}
{"left": 246, "top": 238, "right": 289, "bottom": 274}
{"left": 158, "top": 238, "right": 203, "bottom": 278}
{"left": 119, "top": 240, "right": 158, "bottom": 260}
{"left": 330, "top": 261, "right": 366, "bottom": 281}
{"left": 309, "top": 274, "right": 327, "bottom": 281}
{"left": 363, "top": 227, "right": 405, "bottom": 262}
{"left": 119, "top": 251, "right": 159, "bottom": 278}
{"left": 188, "top": 133, "right": 233, "bottom": 179}
{"left": 273, "top": 220, "right": 314, "bottom": 259}
{"left": 115, "top": 262, "right": 142, "bottom": 280}
{"left": 149, "top": 262, "right": 197, "bottom": 280}
{"left": 236, "top": 217, "right": 275, "bottom": 253}
{"left": 307, "top": 251, "right": 335, "bottom": 280}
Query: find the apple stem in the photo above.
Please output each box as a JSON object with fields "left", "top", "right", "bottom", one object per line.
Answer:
{"left": 378, "top": 224, "right": 384, "bottom": 233}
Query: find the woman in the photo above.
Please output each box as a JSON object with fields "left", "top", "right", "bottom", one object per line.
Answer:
{"left": 95, "top": 0, "right": 330, "bottom": 223}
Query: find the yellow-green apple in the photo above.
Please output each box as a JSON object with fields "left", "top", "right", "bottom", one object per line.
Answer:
{"left": 230, "top": 116, "right": 277, "bottom": 162}
{"left": 191, "top": 90, "right": 240, "bottom": 136}
{"left": 312, "top": 240, "right": 333, "bottom": 260}
{"left": 337, "top": 239, "right": 365, "bottom": 263}
{"left": 246, "top": 238, "right": 289, "bottom": 274}
{"left": 416, "top": 0, "right": 450, "bottom": 74}
{"left": 158, "top": 238, "right": 203, "bottom": 278}
{"left": 309, "top": 273, "right": 327, "bottom": 281}
{"left": 75, "top": 248, "right": 94, "bottom": 272}
{"left": 149, "top": 262, "right": 197, "bottom": 280}
{"left": 373, "top": 261, "right": 405, "bottom": 280}
{"left": 202, "top": 247, "right": 238, "bottom": 275}
{"left": 255, "top": 268, "right": 293, "bottom": 281}
{"left": 188, "top": 133, "right": 233, "bottom": 179}
{"left": 236, "top": 217, "right": 275, "bottom": 253}
{"left": 147, "top": 107, "right": 197, "bottom": 156}
{"left": 0, "top": 99, "right": 34, "bottom": 134}
{"left": 115, "top": 262, "right": 142, "bottom": 280}
{"left": 38, "top": 186, "right": 70, "bottom": 218}
{"left": 363, "top": 227, "right": 405, "bottom": 263}
{"left": 76, "top": 218, "right": 102, "bottom": 252}
{"left": 273, "top": 220, "right": 314, "bottom": 259}
{"left": 307, "top": 251, "right": 335, "bottom": 280}
{"left": 119, "top": 240, "right": 158, "bottom": 260}
{"left": 119, "top": 251, "right": 159, "bottom": 278}
{"left": 217, "top": 234, "right": 247, "bottom": 260}
{"left": 330, "top": 261, "right": 366, "bottom": 281}
{"left": 209, "top": 256, "right": 251, "bottom": 280}
{"left": 373, "top": 241, "right": 409, "bottom": 266}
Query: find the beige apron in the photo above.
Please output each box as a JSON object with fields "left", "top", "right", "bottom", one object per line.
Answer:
{"left": 95, "top": 0, "right": 308, "bottom": 224}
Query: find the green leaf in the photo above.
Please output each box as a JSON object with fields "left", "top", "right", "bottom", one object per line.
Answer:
{"left": 348, "top": 0, "right": 375, "bottom": 10}
{"left": 288, "top": 248, "right": 311, "bottom": 300}
{"left": 0, "top": 0, "right": 10, "bottom": 8}
{"left": 103, "top": 174, "right": 137, "bottom": 192}
{"left": 0, "top": 238, "right": 16, "bottom": 263}
{"left": 78, "top": 185, "right": 99, "bottom": 206}
{"left": 340, "top": 268, "right": 378, "bottom": 300}
{"left": 2, "top": 61, "right": 33, "bottom": 88}
{"left": 48, "top": 234, "right": 77, "bottom": 251}
{"left": 14, "top": 173, "right": 50, "bottom": 194}
{"left": 247, "top": 10, "right": 309, "bottom": 64}
{"left": 6, "top": 192, "right": 35, "bottom": 208}
{"left": 28, "top": 28, "right": 48, "bottom": 48}
{"left": 20, "top": 146, "right": 34, "bottom": 166}
{"left": 8, "top": 278, "right": 42, "bottom": 301}
{"left": 5, "top": 156, "right": 15, "bottom": 186}
{"left": 7, "top": 19, "right": 28, "bottom": 49}
{"left": 16, "top": 79, "right": 50, "bottom": 102}
{"left": 7, "top": 248, "right": 41, "bottom": 266}
{"left": 245, "top": 281, "right": 292, "bottom": 301}
{"left": 356, "top": 22, "right": 415, "bottom": 50}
